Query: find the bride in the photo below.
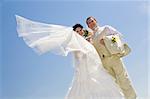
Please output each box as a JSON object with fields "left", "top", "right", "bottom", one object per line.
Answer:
{"left": 15, "top": 15, "right": 124, "bottom": 99}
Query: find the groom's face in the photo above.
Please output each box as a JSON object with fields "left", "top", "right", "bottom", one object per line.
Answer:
{"left": 87, "top": 18, "right": 97, "bottom": 30}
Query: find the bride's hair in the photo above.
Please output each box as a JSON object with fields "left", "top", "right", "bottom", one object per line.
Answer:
{"left": 72, "top": 24, "right": 83, "bottom": 31}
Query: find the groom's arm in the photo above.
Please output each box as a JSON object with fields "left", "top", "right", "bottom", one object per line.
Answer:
{"left": 99, "top": 25, "right": 123, "bottom": 46}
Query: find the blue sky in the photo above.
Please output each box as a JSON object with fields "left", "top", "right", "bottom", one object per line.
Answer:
{"left": 0, "top": 0, "right": 149, "bottom": 99}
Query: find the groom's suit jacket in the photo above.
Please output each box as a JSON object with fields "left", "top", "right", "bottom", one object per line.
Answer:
{"left": 92, "top": 25, "right": 137, "bottom": 99}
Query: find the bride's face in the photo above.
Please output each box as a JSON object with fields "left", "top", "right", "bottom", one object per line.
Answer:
{"left": 75, "top": 27, "right": 84, "bottom": 36}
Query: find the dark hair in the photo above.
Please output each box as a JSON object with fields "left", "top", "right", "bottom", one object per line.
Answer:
{"left": 72, "top": 24, "right": 83, "bottom": 31}
{"left": 86, "top": 16, "right": 97, "bottom": 24}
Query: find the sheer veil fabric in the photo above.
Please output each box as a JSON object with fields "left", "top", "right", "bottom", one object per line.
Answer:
{"left": 16, "top": 15, "right": 124, "bottom": 99}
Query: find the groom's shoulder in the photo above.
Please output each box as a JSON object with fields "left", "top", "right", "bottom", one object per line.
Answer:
{"left": 103, "top": 25, "right": 117, "bottom": 31}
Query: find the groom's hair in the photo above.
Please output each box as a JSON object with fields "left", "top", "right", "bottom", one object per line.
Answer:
{"left": 72, "top": 24, "right": 83, "bottom": 31}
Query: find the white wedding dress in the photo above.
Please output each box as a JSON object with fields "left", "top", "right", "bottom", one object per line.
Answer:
{"left": 15, "top": 15, "right": 124, "bottom": 99}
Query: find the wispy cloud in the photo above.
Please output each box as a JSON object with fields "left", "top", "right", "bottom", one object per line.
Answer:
{"left": 138, "top": 1, "right": 149, "bottom": 15}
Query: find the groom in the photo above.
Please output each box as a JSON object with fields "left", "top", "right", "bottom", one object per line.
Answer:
{"left": 86, "top": 16, "right": 137, "bottom": 99}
